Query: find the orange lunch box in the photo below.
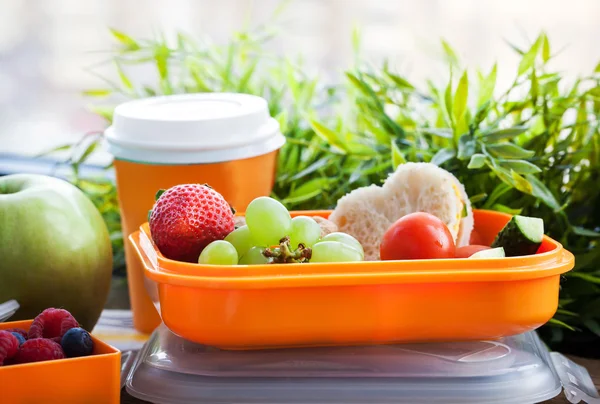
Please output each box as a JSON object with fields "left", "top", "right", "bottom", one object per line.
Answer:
{"left": 0, "top": 320, "right": 121, "bottom": 404}
{"left": 128, "top": 209, "right": 575, "bottom": 350}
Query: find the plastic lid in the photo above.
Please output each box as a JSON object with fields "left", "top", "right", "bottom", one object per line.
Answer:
{"left": 124, "top": 325, "right": 600, "bottom": 404}
{"left": 104, "top": 93, "right": 285, "bottom": 164}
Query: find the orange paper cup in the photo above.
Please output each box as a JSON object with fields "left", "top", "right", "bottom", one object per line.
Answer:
{"left": 129, "top": 209, "right": 574, "bottom": 350}
{"left": 105, "top": 93, "right": 285, "bottom": 333}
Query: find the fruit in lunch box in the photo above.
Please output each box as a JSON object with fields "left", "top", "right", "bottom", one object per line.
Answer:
{"left": 198, "top": 240, "right": 239, "bottom": 265}
{"left": 224, "top": 225, "right": 253, "bottom": 257}
{"left": 455, "top": 244, "right": 491, "bottom": 258}
{"left": 149, "top": 184, "right": 235, "bottom": 262}
{"left": 28, "top": 308, "right": 79, "bottom": 343}
{"left": 239, "top": 246, "right": 271, "bottom": 265}
{"left": 469, "top": 247, "right": 505, "bottom": 258}
{"left": 289, "top": 216, "right": 322, "bottom": 248}
{"left": 330, "top": 162, "right": 473, "bottom": 261}
{"left": 0, "top": 174, "right": 113, "bottom": 331}
{"left": 245, "top": 197, "right": 292, "bottom": 247}
{"left": 10, "top": 332, "right": 26, "bottom": 347}
{"left": 311, "top": 241, "right": 363, "bottom": 263}
{"left": 491, "top": 215, "right": 544, "bottom": 257}
{"left": 60, "top": 327, "right": 94, "bottom": 358}
{"left": 380, "top": 212, "right": 456, "bottom": 260}
{"left": 0, "top": 330, "right": 20, "bottom": 365}
{"left": 320, "top": 232, "right": 364, "bottom": 258}
{"left": 14, "top": 338, "right": 65, "bottom": 364}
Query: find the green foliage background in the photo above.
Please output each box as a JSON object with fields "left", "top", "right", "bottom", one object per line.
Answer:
{"left": 52, "top": 12, "right": 600, "bottom": 355}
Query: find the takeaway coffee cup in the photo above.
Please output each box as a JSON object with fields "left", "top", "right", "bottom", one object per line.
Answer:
{"left": 104, "top": 93, "right": 285, "bottom": 333}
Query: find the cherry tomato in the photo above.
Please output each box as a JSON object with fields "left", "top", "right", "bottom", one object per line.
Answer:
{"left": 469, "top": 229, "right": 484, "bottom": 245}
{"left": 380, "top": 212, "right": 456, "bottom": 260}
{"left": 455, "top": 244, "right": 490, "bottom": 258}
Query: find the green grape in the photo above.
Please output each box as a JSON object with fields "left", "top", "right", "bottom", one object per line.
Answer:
{"left": 198, "top": 240, "right": 238, "bottom": 265}
{"left": 239, "top": 246, "right": 270, "bottom": 265}
{"left": 311, "top": 241, "right": 363, "bottom": 263}
{"left": 224, "top": 225, "right": 253, "bottom": 257}
{"left": 245, "top": 197, "right": 291, "bottom": 246}
{"left": 321, "top": 232, "right": 364, "bottom": 258}
{"left": 289, "top": 216, "right": 321, "bottom": 248}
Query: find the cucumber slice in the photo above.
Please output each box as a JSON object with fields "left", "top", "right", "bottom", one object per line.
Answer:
{"left": 469, "top": 247, "right": 505, "bottom": 258}
{"left": 491, "top": 215, "right": 544, "bottom": 257}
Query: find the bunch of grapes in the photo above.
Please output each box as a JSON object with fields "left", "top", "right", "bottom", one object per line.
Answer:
{"left": 198, "top": 197, "right": 364, "bottom": 265}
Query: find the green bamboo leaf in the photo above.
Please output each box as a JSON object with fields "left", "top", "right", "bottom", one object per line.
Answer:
{"left": 114, "top": 61, "right": 133, "bottom": 91}
{"left": 391, "top": 140, "right": 407, "bottom": 168}
{"left": 583, "top": 319, "right": 600, "bottom": 337}
{"left": 430, "top": 148, "right": 456, "bottom": 166}
{"left": 457, "top": 134, "right": 475, "bottom": 160}
{"left": 88, "top": 106, "right": 114, "bottom": 123}
{"left": 531, "top": 69, "right": 539, "bottom": 101}
{"left": 542, "top": 34, "right": 551, "bottom": 62}
{"left": 518, "top": 34, "right": 543, "bottom": 75}
{"left": 237, "top": 59, "right": 258, "bottom": 92}
{"left": 572, "top": 226, "right": 600, "bottom": 237}
{"left": 510, "top": 170, "right": 533, "bottom": 194}
{"left": 492, "top": 204, "right": 523, "bottom": 215}
{"left": 289, "top": 158, "right": 331, "bottom": 181}
{"left": 441, "top": 39, "right": 459, "bottom": 66}
{"left": 477, "top": 63, "right": 497, "bottom": 107}
{"left": 154, "top": 44, "right": 170, "bottom": 80}
{"left": 421, "top": 128, "right": 453, "bottom": 139}
{"left": 487, "top": 143, "right": 535, "bottom": 159}
{"left": 82, "top": 89, "right": 112, "bottom": 97}
{"left": 525, "top": 174, "right": 561, "bottom": 211}
{"left": 595, "top": 61, "right": 600, "bottom": 73}
{"left": 76, "top": 139, "right": 100, "bottom": 165}
{"left": 109, "top": 28, "right": 140, "bottom": 51}
{"left": 444, "top": 72, "right": 453, "bottom": 123}
{"left": 467, "top": 153, "right": 487, "bottom": 169}
{"left": 504, "top": 38, "right": 524, "bottom": 55}
{"left": 453, "top": 70, "right": 469, "bottom": 123}
{"left": 351, "top": 25, "right": 361, "bottom": 56}
{"left": 482, "top": 126, "right": 528, "bottom": 141}
{"left": 498, "top": 159, "right": 542, "bottom": 174}
{"left": 35, "top": 144, "right": 73, "bottom": 157}
{"left": 385, "top": 72, "right": 415, "bottom": 90}
{"left": 289, "top": 177, "right": 332, "bottom": 198}
{"left": 310, "top": 120, "right": 345, "bottom": 151}
{"left": 483, "top": 182, "right": 512, "bottom": 209}
{"left": 548, "top": 318, "right": 576, "bottom": 331}
{"left": 568, "top": 272, "right": 600, "bottom": 284}
{"left": 469, "top": 193, "right": 487, "bottom": 204}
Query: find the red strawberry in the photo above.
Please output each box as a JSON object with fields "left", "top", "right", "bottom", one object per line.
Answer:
{"left": 149, "top": 184, "right": 235, "bottom": 262}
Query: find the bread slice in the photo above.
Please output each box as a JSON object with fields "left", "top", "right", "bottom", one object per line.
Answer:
{"left": 329, "top": 163, "right": 473, "bottom": 260}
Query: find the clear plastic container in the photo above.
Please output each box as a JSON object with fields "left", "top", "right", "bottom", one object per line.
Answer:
{"left": 124, "top": 324, "right": 600, "bottom": 404}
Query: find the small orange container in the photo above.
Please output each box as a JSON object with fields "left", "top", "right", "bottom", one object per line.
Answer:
{"left": 129, "top": 209, "right": 574, "bottom": 350}
{"left": 0, "top": 320, "right": 121, "bottom": 403}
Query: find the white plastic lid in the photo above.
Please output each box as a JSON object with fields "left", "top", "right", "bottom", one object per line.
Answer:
{"left": 123, "top": 325, "right": 600, "bottom": 404}
{"left": 104, "top": 93, "right": 285, "bottom": 164}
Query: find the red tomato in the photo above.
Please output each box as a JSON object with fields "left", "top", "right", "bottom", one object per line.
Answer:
{"left": 380, "top": 212, "right": 456, "bottom": 260}
{"left": 455, "top": 245, "right": 490, "bottom": 258}
{"left": 469, "top": 229, "right": 483, "bottom": 245}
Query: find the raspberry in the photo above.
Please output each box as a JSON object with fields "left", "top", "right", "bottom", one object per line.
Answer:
{"left": 14, "top": 338, "right": 65, "bottom": 364}
{"left": 28, "top": 308, "right": 79, "bottom": 343}
{"left": 0, "top": 330, "right": 20, "bottom": 366}
{"left": 61, "top": 327, "right": 94, "bottom": 357}
{"left": 5, "top": 328, "right": 27, "bottom": 339}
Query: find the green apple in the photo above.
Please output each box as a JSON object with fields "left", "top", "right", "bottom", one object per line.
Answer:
{"left": 0, "top": 174, "right": 113, "bottom": 330}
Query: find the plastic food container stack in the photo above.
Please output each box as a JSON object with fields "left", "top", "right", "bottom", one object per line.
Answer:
{"left": 123, "top": 323, "right": 600, "bottom": 404}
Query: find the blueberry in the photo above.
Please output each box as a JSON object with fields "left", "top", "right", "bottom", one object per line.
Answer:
{"left": 60, "top": 327, "right": 94, "bottom": 358}
{"left": 10, "top": 332, "right": 26, "bottom": 346}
